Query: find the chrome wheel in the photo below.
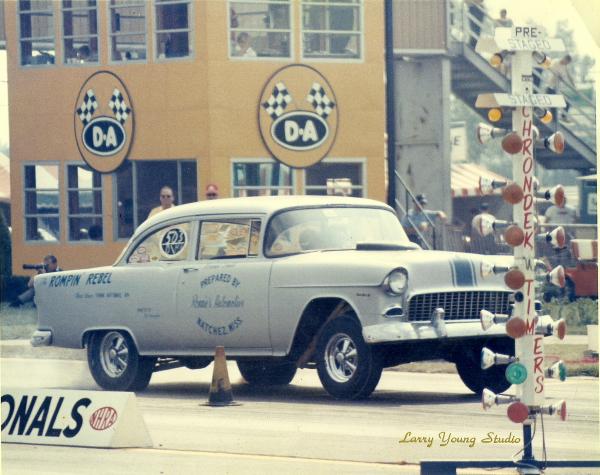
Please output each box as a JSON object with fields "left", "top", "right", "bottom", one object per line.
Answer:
{"left": 99, "top": 331, "right": 130, "bottom": 378}
{"left": 324, "top": 333, "right": 358, "bottom": 383}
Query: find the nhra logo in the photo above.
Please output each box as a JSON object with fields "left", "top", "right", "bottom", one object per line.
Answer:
{"left": 74, "top": 71, "right": 134, "bottom": 173}
{"left": 89, "top": 406, "right": 118, "bottom": 431}
{"left": 259, "top": 65, "right": 338, "bottom": 168}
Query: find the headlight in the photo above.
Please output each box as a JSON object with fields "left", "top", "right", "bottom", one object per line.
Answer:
{"left": 383, "top": 268, "right": 408, "bottom": 295}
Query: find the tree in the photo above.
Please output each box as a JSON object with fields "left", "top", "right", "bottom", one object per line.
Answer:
{"left": 0, "top": 209, "right": 11, "bottom": 302}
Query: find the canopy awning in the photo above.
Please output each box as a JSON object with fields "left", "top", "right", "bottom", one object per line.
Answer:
{"left": 451, "top": 163, "right": 508, "bottom": 198}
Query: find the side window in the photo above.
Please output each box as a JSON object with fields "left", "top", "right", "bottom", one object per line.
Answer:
{"left": 198, "top": 219, "right": 261, "bottom": 260}
{"left": 128, "top": 222, "right": 192, "bottom": 263}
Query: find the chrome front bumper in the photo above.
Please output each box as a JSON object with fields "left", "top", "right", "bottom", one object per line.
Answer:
{"left": 362, "top": 320, "right": 506, "bottom": 344}
{"left": 30, "top": 330, "right": 53, "bottom": 347}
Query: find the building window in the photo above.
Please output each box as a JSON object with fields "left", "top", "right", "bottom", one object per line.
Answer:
{"left": 62, "top": 0, "right": 99, "bottom": 64}
{"left": 304, "top": 160, "right": 364, "bottom": 196}
{"left": 18, "top": 0, "right": 56, "bottom": 66}
{"left": 109, "top": 0, "right": 147, "bottom": 62}
{"left": 114, "top": 160, "right": 197, "bottom": 239}
{"left": 24, "top": 163, "right": 60, "bottom": 242}
{"left": 229, "top": 1, "right": 291, "bottom": 59}
{"left": 232, "top": 160, "right": 294, "bottom": 197}
{"left": 154, "top": 0, "right": 192, "bottom": 59}
{"left": 301, "top": 0, "right": 362, "bottom": 60}
{"left": 67, "top": 164, "right": 103, "bottom": 241}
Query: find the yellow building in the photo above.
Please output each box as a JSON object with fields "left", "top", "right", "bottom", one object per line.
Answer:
{"left": 4, "top": 0, "right": 386, "bottom": 271}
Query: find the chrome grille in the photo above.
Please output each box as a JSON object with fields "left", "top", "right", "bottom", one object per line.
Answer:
{"left": 407, "top": 291, "right": 511, "bottom": 322}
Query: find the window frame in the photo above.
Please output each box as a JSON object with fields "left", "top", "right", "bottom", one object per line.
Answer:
{"left": 107, "top": 0, "right": 149, "bottom": 64}
{"left": 60, "top": 0, "right": 100, "bottom": 66}
{"left": 152, "top": 0, "right": 194, "bottom": 62}
{"left": 227, "top": 0, "right": 293, "bottom": 61}
{"left": 230, "top": 157, "right": 296, "bottom": 197}
{"left": 112, "top": 159, "right": 198, "bottom": 241}
{"left": 302, "top": 157, "right": 367, "bottom": 197}
{"left": 65, "top": 161, "right": 104, "bottom": 244}
{"left": 22, "top": 161, "right": 61, "bottom": 244}
{"left": 300, "top": 0, "right": 364, "bottom": 63}
{"left": 17, "top": 0, "right": 56, "bottom": 68}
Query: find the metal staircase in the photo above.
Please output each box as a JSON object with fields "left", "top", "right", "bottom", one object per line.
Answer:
{"left": 449, "top": 1, "right": 596, "bottom": 171}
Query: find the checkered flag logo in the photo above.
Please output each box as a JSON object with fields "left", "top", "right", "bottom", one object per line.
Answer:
{"left": 306, "top": 82, "right": 335, "bottom": 119}
{"left": 76, "top": 89, "right": 98, "bottom": 125}
{"left": 261, "top": 82, "right": 292, "bottom": 119}
{"left": 109, "top": 88, "right": 131, "bottom": 124}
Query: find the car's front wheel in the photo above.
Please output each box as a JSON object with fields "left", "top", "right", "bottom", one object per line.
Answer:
{"left": 237, "top": 360, "right": 297, "bottom": 386}
{"left": 87, "top": 331, "right": 155, "bottom": 391}
{"left": 455, "top": 338, "right": 514, "bottom": 395}
{"left": 316, "top": 314, "right": 383, "bottom": 400}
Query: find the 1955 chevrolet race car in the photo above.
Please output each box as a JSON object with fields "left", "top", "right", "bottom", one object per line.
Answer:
{"left": 32, "top": 196, "right": 515, "bottom": 399}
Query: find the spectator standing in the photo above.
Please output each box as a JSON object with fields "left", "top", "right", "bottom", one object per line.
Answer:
{"left": 495, "top": 9, "right": 513, "bottom": 27}
{"left": 206, "top": 184, "right": 219, "bottom": 200}
{"left": 545, "top": 197, "right": 577, "bottom": 225}
{"left": 400, "top": 194, "right": 447, "bottom": 248}
{"left": 547, "top": 55, "right": 576, "bottom": 122}
{"left": 148, "top": 186, "right": 176, "bottom": 219}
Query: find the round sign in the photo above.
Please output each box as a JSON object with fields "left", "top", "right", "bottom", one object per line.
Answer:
{"left": 74, "top": 71, "right": 134, "bottom": 173}
{"left": 258, "top": 64, "right": 338, "bottom": 168}
{"left": 160, "top": 227, "right": 187, "bottom": 258}
{"left": 505, "top": 362, "right": 527, "bottom": 385}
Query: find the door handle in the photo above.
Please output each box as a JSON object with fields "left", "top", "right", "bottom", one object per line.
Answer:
{"left": 183, "top": 267, "right": 200, "bottom": 273}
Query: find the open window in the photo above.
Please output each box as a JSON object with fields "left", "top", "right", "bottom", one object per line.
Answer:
{"left": 198, "top": 219, "right": 261, "bottom": 259}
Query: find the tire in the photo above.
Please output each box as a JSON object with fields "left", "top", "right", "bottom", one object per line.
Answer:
{"left": 455, "top": 338, "right": 514, "bottom": 395}
{"left": 316, "top": 314, "right": 383, "bottom": 400}
{"left": 237, "top": 360, "right": 297, "bottom": 386}
{"left": 87, "top": 331, "right": 155, "bottom": 392}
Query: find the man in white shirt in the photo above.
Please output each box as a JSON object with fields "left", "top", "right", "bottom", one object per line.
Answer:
{"left": 148, "top": 186, "right": 176, "bottom": 219}
{"left": 234, "top": 32, "right": 257, "bottom": 58}
{"left": 545, "top": 198, "right": 577, "bottom": 225}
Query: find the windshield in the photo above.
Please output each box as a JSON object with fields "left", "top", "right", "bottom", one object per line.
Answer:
{"left": 265, "top": 206, "right": 410, "bottom": 257}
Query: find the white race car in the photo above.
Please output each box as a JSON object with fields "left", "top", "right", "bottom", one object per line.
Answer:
{"left": 32, "top": 196, "right": 514, "bottom": 399}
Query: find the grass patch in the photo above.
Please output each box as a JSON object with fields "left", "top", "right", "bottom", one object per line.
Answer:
{"left": 0, "top": 302, "right": 37, "bottom": 340}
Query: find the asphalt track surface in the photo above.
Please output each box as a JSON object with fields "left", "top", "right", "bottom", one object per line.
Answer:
{"left": 1, "top": 357, "right": 599, "bottom": 474}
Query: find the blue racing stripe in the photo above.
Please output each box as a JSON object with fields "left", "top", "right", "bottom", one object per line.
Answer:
{"left": 453, "top": 258, "right": 475, "bottom": 287}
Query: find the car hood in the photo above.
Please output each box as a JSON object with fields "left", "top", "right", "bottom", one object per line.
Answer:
{"left": 270, "top": 249, "right": 513, "bottom": 292}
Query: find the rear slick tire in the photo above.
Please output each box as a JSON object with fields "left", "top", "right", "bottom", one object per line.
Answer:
{"left": 87, "top": 331, "right": 155, "bottom": 392}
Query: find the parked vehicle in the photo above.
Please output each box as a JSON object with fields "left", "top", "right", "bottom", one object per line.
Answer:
{"left": 32, "top": 196, "right": 515, "bottom": 399}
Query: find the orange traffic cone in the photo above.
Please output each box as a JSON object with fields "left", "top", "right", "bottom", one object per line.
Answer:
{"left": 205, "top": 346, "right": 239, "bottom": 406}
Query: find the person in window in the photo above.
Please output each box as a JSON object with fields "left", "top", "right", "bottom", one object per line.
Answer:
{"left": 11, "top": 255, "right": 61, "bottom": 307}
{"left": 234, "top": 33, "right": 257, "bottom": 58}
{"left": 76, "top": 45, "right": 91, "bottom": 63}
{"left": 148, "top": 186, "right": 176, "bottom": 219}
{"left": 205, "top": 184, "right": 219, "bottom": 200}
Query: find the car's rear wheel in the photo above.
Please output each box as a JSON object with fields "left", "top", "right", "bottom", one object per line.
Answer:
{"left": 455, "top": 338, "right": 514, "bottom": 395}
{"left": 316, "top": 314, "right": 382, "bottom": 400}
{"left": 87, "top": 331, "right": 155, "bottom": 391}
{"left": 237, "top": 360, "right": 297, "bottom": 385}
